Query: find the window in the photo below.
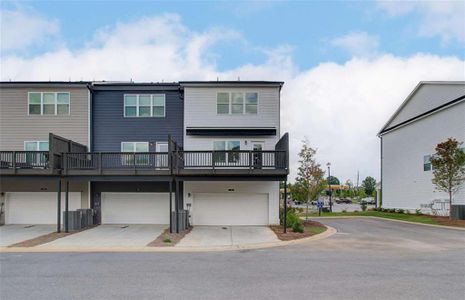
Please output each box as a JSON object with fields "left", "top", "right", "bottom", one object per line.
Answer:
{"left": 217, "top": 93, "right": 230, "bottom": 114}
{"left": 231, "top": 93, "right": 244, "bottom": 114}
{"left": 213, "top": 141, "right": 240, "bottom": 164}
{"left": 24, "top": 141, "right": 49, "bottom": 166}
{"left": 24, "top": 141, "right": 49, "bottom": 151}
{"left": 28, "top": 92, "right": 70, "bottom": 115}
{"left": 216, "top": 92, "right": 258, "bottom": 115}
{"left": 423, "top": 155, "right": 432, "bottom": 171}
{"left": 121, "top": 142, "right": 149, "bottom": 165}
{"left": 124, "top": 94, "right": 165, "bottom": 117}
{"left": 245, "top": 92, "right": 258, "bottom": 114}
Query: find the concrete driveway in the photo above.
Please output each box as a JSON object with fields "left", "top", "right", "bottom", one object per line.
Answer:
{"left": 40, "top": 224, "right": 167, "bottom": 248}
{"left": 177, "top": 226, "right": 279, "bottom": 247}
{"left": 0, "top": 225, "right": 55, "bottom": 247}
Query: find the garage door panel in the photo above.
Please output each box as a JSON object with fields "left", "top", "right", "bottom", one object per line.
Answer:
{"left": 193, "top": 193, "right": 268, "bottom": 225}
{"left": 5, "top": 192, "right": 81, "bottom": 224}
{"left": 101, "top": 193, "right": 169, "bottom": 224}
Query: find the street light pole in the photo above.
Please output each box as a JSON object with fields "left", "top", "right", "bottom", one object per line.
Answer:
{"left": 327, "top": 162, "right": 333, "bottom": 212}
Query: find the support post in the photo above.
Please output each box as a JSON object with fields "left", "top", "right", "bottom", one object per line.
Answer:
{"left": 65, "top": 181, "right": 69, "bottom": 233}
{"left": 56, "top": 179, "right": 61, "bottom": 233}
{"left": 283, "top": 179, "right": 287, "bottom": 233}
{"left": 175, "top": 179, "right": 180, "bottom": 233}
{"left": 169, "top": 180, "right": 173, "bottom": 233}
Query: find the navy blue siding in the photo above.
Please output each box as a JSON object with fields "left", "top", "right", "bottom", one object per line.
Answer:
{"left": 92, "top": 87, "right": 183, "bottom": 152}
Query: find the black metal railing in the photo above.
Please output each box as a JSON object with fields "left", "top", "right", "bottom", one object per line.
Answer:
{"left": 64, "top": 152, "right": 170, "bottom": 172}
{"left": 175, "top": 150, "right": 287, "bottom": 170}
{"left": 0, "top": 151, "right": 50, "bottom": 169}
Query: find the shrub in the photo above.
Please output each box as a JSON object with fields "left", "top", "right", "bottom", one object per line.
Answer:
{"left": 286, "top": 211, "right": 300, "bottom": 228}
{"left": 292, "top": 221, "right": 304, "bottom": 233}
{"left": 415, "top": 209, "right": 422, "bottom": 215}
{"left": 342, "top": 209, "right": 347, "bottom": 213}
{"left": 354, "top": 210, "right": 359, "bottom": 213}
{"left": 361, "top": 202, "right": 367, "bottom": 212}
{"left": 388, "top": 208, "right": 396, "bottom": 213}
{"left": 397, "top": 209, "right": 404, "bottom": 214}
{"left": 163, "top": 236, "right": 172, "bottom": 243}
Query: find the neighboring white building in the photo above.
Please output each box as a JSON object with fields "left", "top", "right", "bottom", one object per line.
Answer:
{"left": 180, "top": 81, "right": 285, "bottom": 225}
{"left": 378, "top": 81, "right": 465, "bottom": 212}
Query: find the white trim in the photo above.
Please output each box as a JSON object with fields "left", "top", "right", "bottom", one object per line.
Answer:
{"left": 123, "top": 94, "right": 166, "bottom": 118}
{"left": 120, "top": 141, "right": 149, "bottom": 152}
{"left": 87, "top": 88, "right": 91, "bottom": 150}
{"left": 27, "top": 91, "right": 70, "bottom": 116}
{"left": 155, "top": 141, "right": 168, "bottom": 152}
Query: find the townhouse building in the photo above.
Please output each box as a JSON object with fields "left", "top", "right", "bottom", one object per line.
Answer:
{"left": 379, "top": 81, "right": 465, "bottom": 215}
{"left": 0, "top": 80, "right": 289, "bottom": 231}
{"left": 0, "top": 82, "right": 91, "bottom": 225}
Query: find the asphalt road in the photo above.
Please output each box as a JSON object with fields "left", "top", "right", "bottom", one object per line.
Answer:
{"left": 1, "top": 218, "right": 464, "bottom": 300}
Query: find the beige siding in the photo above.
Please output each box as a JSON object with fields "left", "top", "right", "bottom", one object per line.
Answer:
{"left": 0, "top": 87, "right": 89, "bottom": 150}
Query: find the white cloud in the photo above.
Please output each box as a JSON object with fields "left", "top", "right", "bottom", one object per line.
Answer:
{"left": 1, "top": 14, "right": 464, "bottom": 183}
{"left": 377, "top": 1, "right": 465, "bottom": 43}
{"left": 330, "top": 32, "right": 379, "bottom": 57}
{"left": 0, "top": 7, "right": 59, "bottom": 52}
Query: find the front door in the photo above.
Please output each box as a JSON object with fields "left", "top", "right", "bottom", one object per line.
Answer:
{"left": 156, "top": 142, "right": 168, "bottom": 168}
{"left": 252, "top": 142, "right": 264, "bottom": 168}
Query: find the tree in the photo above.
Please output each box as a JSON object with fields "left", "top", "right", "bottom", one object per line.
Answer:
{"left": 295, "top": 139, "right": 326, "bottom": 219}
{"left": 431, "top": 138, "right": 465, "bottom": 219}
{"left": 362, "top": 176, "right": 376, "bottom": 197}
{"left": 328, "top": 176, "right": 340, "bottom": 185}
{"left": 289, "top": 182, "right": 307, "bottom": 203}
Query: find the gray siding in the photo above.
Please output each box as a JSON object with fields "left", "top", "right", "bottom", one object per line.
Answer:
{"left": 0, "top": 87, "right": 89, "bottom": 150}
{"left": 92, "top": 88, "right": 183, "bottom": 151}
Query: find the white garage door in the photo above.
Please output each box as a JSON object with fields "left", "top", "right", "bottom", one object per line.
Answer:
{"left": 193, "top": 193, "right": 269, "bottom": 225}
{"left": 5, "top": 192, "right": 81, "bottom": 224}
{"left": 101, "top": 193, "right": 169, "bottom": 224}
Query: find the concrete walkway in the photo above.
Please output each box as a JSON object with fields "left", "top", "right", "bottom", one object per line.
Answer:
{"left": 0, "top": 225, "right": 55, "bottom": 247}
{"left": 176, "top": 226, "right": 279, "bottom": 247}
{"left": 39, "top": 224, "right": 167, "bottom": 249}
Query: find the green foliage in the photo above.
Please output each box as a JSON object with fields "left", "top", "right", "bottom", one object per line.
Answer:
{"left": 361, "top": 201, "right": 367, "bottom": 212}
{"left": 396, "top": 209, "right": 404, "bottom": 214}
{"left": 163, "top": 236, "right": 172, "bottom": 243}
{"left": 388, "top": 208, "right": 396, "bottom": 213}
{"left": 362, "top": 176, "right": 377, "bottom": 196}
{"left": 289, "top": 182, "right": 308, "bottom": 202}
{"left": 431, "top": 138, "right": 465, "bottom": 211}
{"left": 292, "top": 221, "right": 305, "bottom": 233}
{"left": 328, "top": 176, "right": 340, "bottom": 185}
{"left": 342, "top": 209, "right": 347, "bottom": 213}
{"left": 415, "top": 209, "right": 422, "bottom": 215}
{"left": 286, "top": 210, "right": 301, "bottom": 228}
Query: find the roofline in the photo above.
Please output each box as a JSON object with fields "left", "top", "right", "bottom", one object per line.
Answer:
{"left": 378, "top": 81, "right": 465, "bottom": 134}
{"left": 179, "top": 81, "right": 284, "bottom": 89}
{"left": 378, "top": 94, "right": 465, "bottom": 136}
{"left": 0, "top": 81, "right": 91, "bottom": 88}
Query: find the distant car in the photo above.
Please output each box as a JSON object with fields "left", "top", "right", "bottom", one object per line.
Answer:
{"left": 336, "top": 198, "right": 352, "bottom": 204}
{"left": 293, "top": 200, "right": 303, "bottom": 206}
{"left": 361, "top": 197, "right": 375, "bottom": 205}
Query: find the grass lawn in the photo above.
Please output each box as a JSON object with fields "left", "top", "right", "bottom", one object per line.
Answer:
{"left": 300, "top": 211, "right": 465, "bottom": 228}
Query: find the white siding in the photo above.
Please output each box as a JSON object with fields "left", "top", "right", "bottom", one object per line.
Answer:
{"left": 387, "top": 83, "right": 465, "bottom": 129}
{"left": 183, "top": 86, "right": 280, "bottom": 129}
{"left": 184, "top": 181, "right": 280, "bottom": 225}
{"left": 382, "top": 101, "right": 465, "bottom": 210}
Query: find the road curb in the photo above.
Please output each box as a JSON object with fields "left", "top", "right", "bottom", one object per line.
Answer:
{"left": 0, "top": 226, "right": 337, "bottom": 253}
{"left": 308, "top": 216, "right": 465, "bottom": 231}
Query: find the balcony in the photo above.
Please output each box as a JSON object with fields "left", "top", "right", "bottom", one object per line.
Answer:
{"left": 63, "top": 152, "right": 170, "bottom": 176}
{"left": 0, "top": 151, "right": 56, "bottom": 175}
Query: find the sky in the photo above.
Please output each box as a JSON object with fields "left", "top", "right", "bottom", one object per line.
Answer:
{"left": 1, "top": 0, "right": 464, "bottom": 184}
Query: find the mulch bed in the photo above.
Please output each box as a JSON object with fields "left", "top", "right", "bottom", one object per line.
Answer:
{"left": 432, "top": 216, "right": 465, "bottom": 227}
{"left": 146, "top": 227, "right": 193, "bottom": 247}
{"left": 270, "top": 220, "right": 326, "bottom": 241}
{"left": 8, "top": 225, "right": 97, "bottom": 248}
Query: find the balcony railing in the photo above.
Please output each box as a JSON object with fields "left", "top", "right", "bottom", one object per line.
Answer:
{"left": 0, "top": 151, "right": 50, "bottom": 169}
{"left": 175, "top": 150, "right": 287, "bottom": 170}
{"left": 63, "top": 152, "right": 170, "bottom": 174}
